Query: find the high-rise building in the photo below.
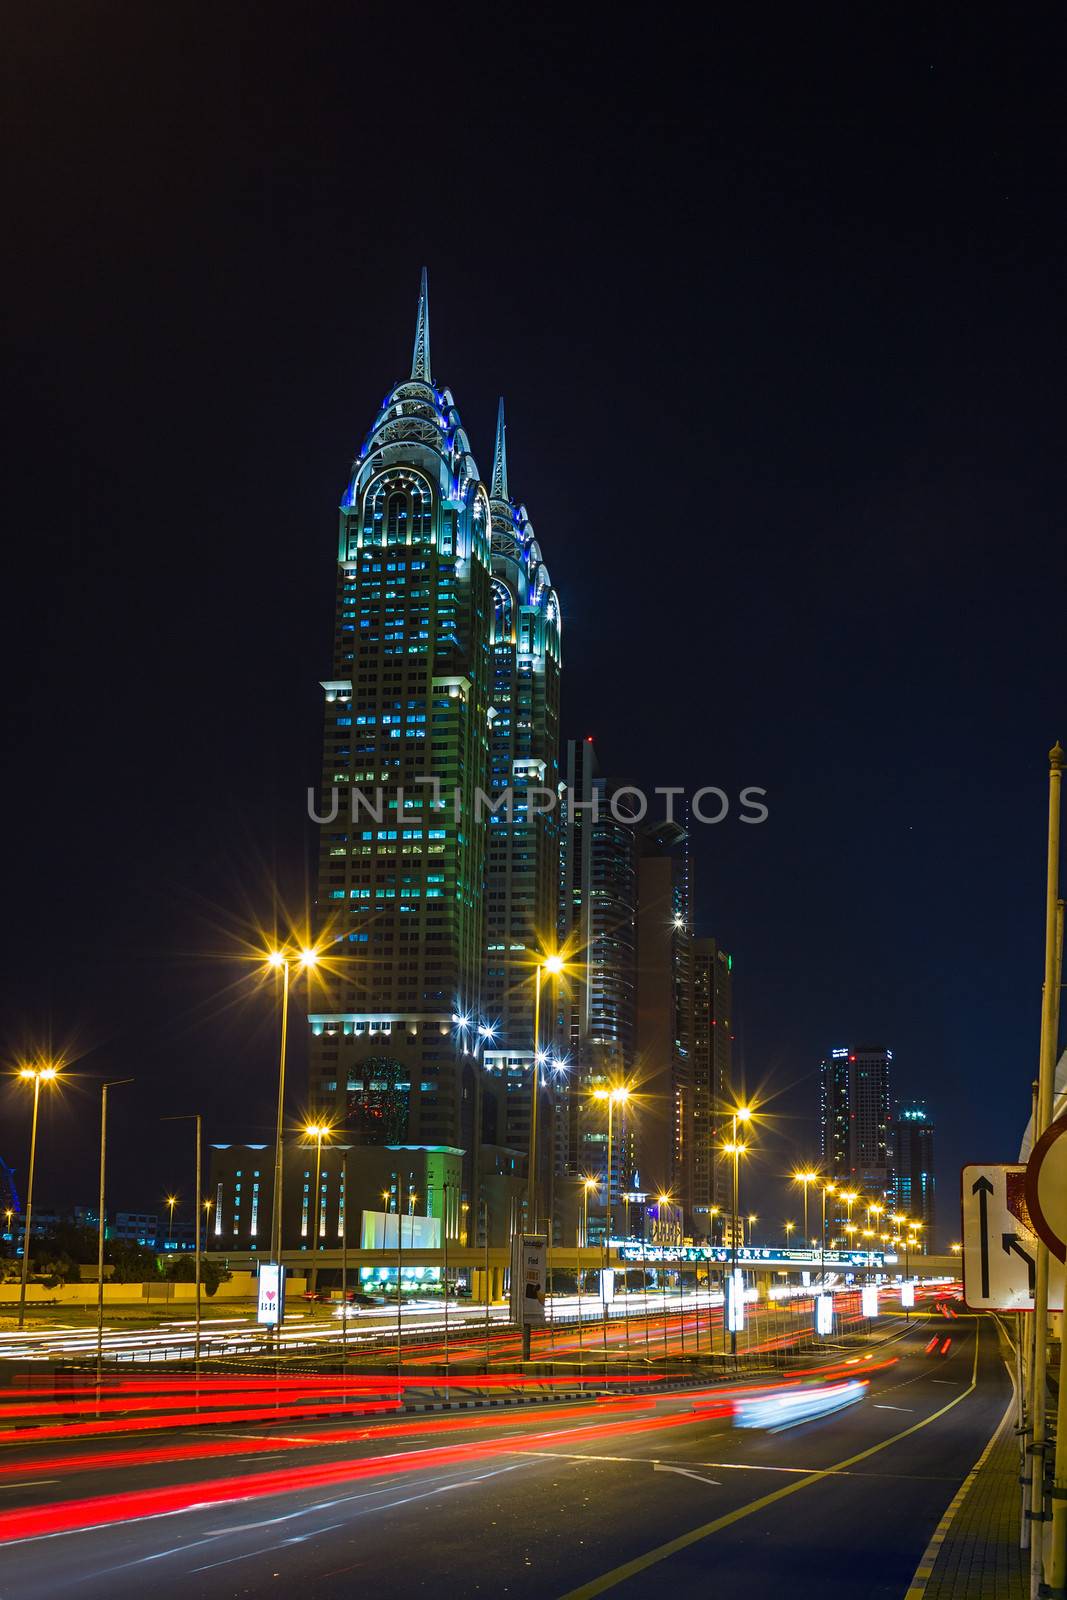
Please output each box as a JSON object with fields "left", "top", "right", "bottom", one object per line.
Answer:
{"left": 309, "top": 271, "right": 494, "bottom": 1208}
{"left": 892, "top": 1101, "right": 935, "bottom": 1248}
{"left": 481, "top": 397, "right": 562, "bottom": 1160}
{"left": 819, "top": 1045, "right": 892, "bottom": 1195}
{"left": 556, "top": 737, "right": 638, "bottom": 1234}
{"left": 634, "top": 821, "right": 691, "bottom": 1209}
{"left": 691, "top": 936, "right": 734, "bottom": 1230}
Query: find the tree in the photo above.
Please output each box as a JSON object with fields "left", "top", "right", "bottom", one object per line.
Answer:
{"left": 162, "top": 1254, "right": 231, "bottom": 1296}
{"left": 106, "top": 1241, "right": 160, "bottom": 1283}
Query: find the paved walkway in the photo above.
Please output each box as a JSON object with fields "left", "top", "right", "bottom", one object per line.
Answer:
{"left": 905, "top": 1387, "right": 1027, "bottom": 1600}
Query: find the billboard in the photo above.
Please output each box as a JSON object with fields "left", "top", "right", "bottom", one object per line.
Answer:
{"left": 861, "top": 1284, "right": 878, "bottom": 1318}
{"left": 257, "top": 1262, "right": 285, "bottom": 1326}
{"left": 726, "top": 1268, "right": 745, "bottom": 1332}
{"left": 510, "top": 1234, "right": 547, "bottom": 1326}
{"left": 815, "top": 1294, "right": 833, "bottom": 1335}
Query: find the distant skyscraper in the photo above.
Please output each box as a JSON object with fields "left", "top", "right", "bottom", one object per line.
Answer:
{"left": 557, "top": 737, "right": 638, "bottom": 1229}
{"left": 635, "top": 821, "right": 691, "bottom": 1209}
{"left": 481, "top": 397, "right": 562, "bottom": 1158}
{"left": 691, "top": 936, "right": 734, "bottom": 1228}
{"left": 893, "top": 1101, "right": 935, "bottom": 1248}
{"left": 819, "top": 1045, "right": 892, "bottom": 1195}
{"left": 309, "top": 270, "right": 494, "bottom": 1207}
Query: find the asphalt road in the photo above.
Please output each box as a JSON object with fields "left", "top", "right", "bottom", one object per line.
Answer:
{"left": 0, "top": 1314, "right": 1009, "bottom": 1599}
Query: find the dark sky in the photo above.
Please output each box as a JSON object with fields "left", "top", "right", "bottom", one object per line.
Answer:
{"left": 3, "top": 8, "right": 1065, "bottom": 1244}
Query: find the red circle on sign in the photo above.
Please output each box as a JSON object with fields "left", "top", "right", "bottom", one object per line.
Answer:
{"left": 1025, "top": 1115, "right": 1067, "bottom": 1264}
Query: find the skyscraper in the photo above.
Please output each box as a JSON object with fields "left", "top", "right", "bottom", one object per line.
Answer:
{"left": 309, "top": 271, "right": 494, "bottom": 1206}
{"left": 635, "top": 821, "right": 691, "bottom": 1209}
{"left": 691, "top": 936, "right": 734, "bottom": 1230}
{"left": 892, "top": 1101, "right": 935, "bottom": 1248}
{"left": 481, "top": 398, "right": 562, "bottom": 1159}
{"left": 557, "top": 737, "right": 638, "bottom": 1232}
{"left": 819, "top": 1045, "right": 892, "bottom": 1195}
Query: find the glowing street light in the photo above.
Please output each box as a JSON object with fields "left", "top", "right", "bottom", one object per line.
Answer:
{"left": 303, "top": 1121, "right": 333, "bottom": 1255}
{"left": 582, "top": 1176, "right": 598, "bottom": 1247}
{"left": 592, "top": 1085, "right": 631, "bottom": 1241}
{"left": 165, "top": 1195, "right": 177, "bottom": 1242}
{"left": 16, "top": 1064, "right": 59, "bottom": 1329}
{"left": 793, "top": 1169, "right": 819, "bottom": 1241}
{"left": 528, "top": 951, "right": 567, "bottom": 1241}
{"left": 265, "top": 942, "right": 321, "bottom": 1327}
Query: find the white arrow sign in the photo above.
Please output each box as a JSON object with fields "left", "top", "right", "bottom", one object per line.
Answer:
{"left": 961, "top": 1163, "right": 1063, "bottom": 1312}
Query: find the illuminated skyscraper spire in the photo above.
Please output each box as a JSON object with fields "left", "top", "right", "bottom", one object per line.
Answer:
{"left": 491, "top": 396, "right": 508, "bottom": 501}
{"left": 410, "top": 265, "right": 431, "bottom": 383}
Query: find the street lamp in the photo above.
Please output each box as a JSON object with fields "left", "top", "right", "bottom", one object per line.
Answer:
{"left": 96, "top": 1076, "right": 134, "bottom": 1383}
{"left": 785, "top": 1220, "right": 795, "bottom": 1248}
{"left": 165, "top": 1195, "right": 177, "bottom": 1242}
{"left": 747, "top": 1213, "right": 757, "bottom": 1246}
{"left": 722, "top": 1131, "right": 748, "bottom": 1354}
{"left": 16, "top": 1064, "right": 59, "bottom": 1330}
{"left": 582, "top": 1177, "right": 598, "bottom": 1247}
{"left": 265, "top": 944, "right": 319, "bottom": 1329}
{"left": 794, "top": 1170, "right": 818, "bottom": 1244}
{"left": 303, "top": 1122, "right": 332, "bottom": 1258}
{"left": 592, "top": 1085, "right": 631, "bottom": 1240}
{"left": 528, "top": 952, "right": 565, "bottom": 1237}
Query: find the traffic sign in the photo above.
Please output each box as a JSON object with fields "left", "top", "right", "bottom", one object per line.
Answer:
{"left": 1026, "top": 1116, "right": 1067, "bottom": 1263}
{"left": 961, "top": 1163, "right": 1063, "bottom": 1311}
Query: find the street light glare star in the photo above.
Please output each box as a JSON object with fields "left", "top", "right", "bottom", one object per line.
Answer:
{"left": 267, "top": 950, "right": 286, "bottom": 969}
{"left": 542, "top": 953, "right": 565, "bottom": 976}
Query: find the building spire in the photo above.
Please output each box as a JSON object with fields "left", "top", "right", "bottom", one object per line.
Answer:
{"left": 491, "top": 396, "right": 508, "bottom": 500}
{"left": 410, "top": 266, "right": 432, "bottom": 383}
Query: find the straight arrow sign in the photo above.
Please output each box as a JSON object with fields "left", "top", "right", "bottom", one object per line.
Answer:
{"left": 972, "top": 1175, "right": 993, "bottom": 1299}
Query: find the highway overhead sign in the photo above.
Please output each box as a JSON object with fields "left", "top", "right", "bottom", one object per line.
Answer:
{"left": 961, "top": 1163, "right": 1063, "bottom": 1311}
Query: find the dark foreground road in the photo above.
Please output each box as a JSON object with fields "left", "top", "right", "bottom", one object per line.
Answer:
{"left": 0, "top": 1316, "right": 1009, "bottom": 1599}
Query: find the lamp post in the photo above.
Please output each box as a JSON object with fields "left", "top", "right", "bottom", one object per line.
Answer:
{"left": 17, "top": 1064, "right": 59, "bottom": 1330}
{"left": 795, "top": 1171, "right": 818, "bottom": 1246}
{"left": 163, "top": 1114, "right": 203, "bottom": 1364}
{"left": 820, "top": 1183, "right": 834, "bottom": 1282}
{"left": 266, "top": 945, "right": 319, "bottom": 1332}
{"left": 785, "top": 1220, "right": 795, "bottom": 1249}
{"left": 165, "top": 1194, "right": 177, "bottom": 1243}
{"left": 529, "top": 953, "right": 565, "bottom": 1238}
{"left": 303, "top": 1121, "right": 331, "bottom": 1262}
{"left": 582, "top": 1177, "right": 597, "bottom": 1247}
{"left": 723, "top": 1104, "right": 751, "bottom": 1355}
{"left": 96, "top": 1077, "right": 133, "bottom": 1384}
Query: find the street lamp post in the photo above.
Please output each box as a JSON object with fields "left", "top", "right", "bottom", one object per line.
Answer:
{"left": 795, "top": 1171, "right": 818, "bottom": 1247}
{"left": 165, "top": 1195, "right": 177, "bottom": 1243}
{"left": 723, "top": 1105, "right": 751, "bottom": 1356}
{"left": 528, "top": 953, "right": 564, "bottom": 1240}
{"left": 17, "top": 1065, "right": 58, "bottom": 1330}
{"left": 820, "top": 1184, "right": 834, "bottom": 1282}
{"left": 266, "top": 946, "right": 318, "bottom": 1333}
{"left": 96, "top": 1077, "right": 133, "bottom": 1384}
{"left": 592, "top": 1085, "right": 631, "bottom": 1356}
{"left": 163, "top": 1113, "right": 203, "bottom": 1365}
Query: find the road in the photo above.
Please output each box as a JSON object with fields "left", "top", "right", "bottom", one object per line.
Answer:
{"left": 0, "top": 1308, "right": 1008, "bottom": 1598}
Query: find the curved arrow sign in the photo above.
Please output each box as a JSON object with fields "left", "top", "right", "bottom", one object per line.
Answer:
{"left": 1025, "top": 1116, "right": 1067, "bottom": 1264}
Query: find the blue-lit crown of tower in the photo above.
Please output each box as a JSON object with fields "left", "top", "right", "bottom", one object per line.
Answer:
{"left": 339, "top": 267, "right": 490, "bottom": 566}
{"left": 487, "top": 398, "right": 560, "bottom": 660}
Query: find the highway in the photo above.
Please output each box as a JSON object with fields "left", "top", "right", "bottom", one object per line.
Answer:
{"left": 0, "top": 1307, "right": 1010, "bottom": 1598}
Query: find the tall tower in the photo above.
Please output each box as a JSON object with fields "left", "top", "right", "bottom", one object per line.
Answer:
{"left": 819, "top": 1045, "right": 892, "bottom": 1196}
{"left": 309, "top": 271, "right": 493, "bottom": 1203}
{"left": 635, "top": 822, "right": 692, "bottom": 1210}
{"left": 691, "top": 936, "right": 733, "bottom": 1232}
{"left": 892, "top": 1101, "right": 935, "bottom": 1248}
{"left": 557, "top": 738, "right": 638, "bottom": 1237}
{"left": 481, "top": 398, "right": 563, "bottom": 1160}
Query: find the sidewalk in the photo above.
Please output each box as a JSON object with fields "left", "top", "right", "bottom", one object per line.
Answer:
{"left": 905, "top": 1393, "right": 1027, "bottom": 1600}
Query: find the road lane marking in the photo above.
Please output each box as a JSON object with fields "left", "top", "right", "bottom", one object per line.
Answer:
{"left": 874, "top": 1405, "right": 914, "bottom": 1412}
{"left": 652, "top": 1465, "right": 720, "bottom": 1486}
{"left": 0, "top": 1479, "right": 60, "bottom": 1489}
{"left": 559, "top": 1324, "right": 984, "bottom": 1599}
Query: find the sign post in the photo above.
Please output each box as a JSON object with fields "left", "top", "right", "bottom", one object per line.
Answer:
{"left": 257, "top": 1261, "right": 285, "bottom": 1327}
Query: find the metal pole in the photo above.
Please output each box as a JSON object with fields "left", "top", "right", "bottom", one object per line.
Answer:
{"left": 482, "top": 1199, "right": 490, "bottom": 1370}
{"left": 603, "top": 1099, "right": 613, "bottom": 1358}
{"left": 1045, "top": 895, "right": 1067, "bottom": 1592}
{"left": 341, "top": 1149, "right": 348, "bottom": 1370}
{"left": 18, "top": 1077, "right": 42, "bottom": 1331}
{"left": 443, "top": 1182, "right": 450, "bottom": 1396}
{"left": 194, "top": 1113, "right": 202, "bottom": 1371}
{"left": 1031, "top": 744, "right": 1063, "bottom": 1600}
{"left": 730, "top": 1117, "right": 739, "bottom": 1356}
{"left": 528, "top": 964, "right": 541, "bottom": 1232}
{"left": 397, "top": 1179, "right": 404, "bottom": 1388}
{"left": 312, "top": 1132, "right": 323, "bottom": 1256}
{"left": 96, "top": 1084, "right": 108, "bottom": 1386}
{"left": 270, "top": 960, "right": 290, "bottom": 1335}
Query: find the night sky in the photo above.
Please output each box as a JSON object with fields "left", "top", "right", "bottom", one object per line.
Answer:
{"left": 3, "top": 9, "right": 1065, "bottom": 1243}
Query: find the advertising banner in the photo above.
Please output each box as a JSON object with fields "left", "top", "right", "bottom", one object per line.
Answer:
{"left": 510, "top": 1234, "right": 547, "bottom": 1326}
{"left": 257, "top": 1262, "right": 285, "bottom": 1326}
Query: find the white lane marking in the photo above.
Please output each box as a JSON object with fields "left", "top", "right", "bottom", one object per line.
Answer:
{"left": 653, "top": 1464, "right": 720, "bottom": 1486}
{"left": 874, "top": 1405, "right": 914, "bottom": 1412}
{"left": 0, "top": 1479, "right": 61, "bottom": 1489}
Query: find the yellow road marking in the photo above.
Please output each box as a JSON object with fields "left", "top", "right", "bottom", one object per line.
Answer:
{"left": 558, "top": 1326, "right": 982, "bottom": 1599}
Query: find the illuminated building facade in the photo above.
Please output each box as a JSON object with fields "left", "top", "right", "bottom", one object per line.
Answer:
{"left": 892, "top": 1101, "right": 935, "bottom": 1248}
{"left": 634, "top": 823, "right": 691, "bottom": 1210}
{"left": 691, "top": 935, "right": 734, "bottom": 1229}
{"left": 819, "top": 1044, "right": 893, "bottom": 1195}
{"left": 309, "top": 271, "right": 495, "bottom": 1201}
{"left": 480, "top": 397, "right": 563, "bottom": 1158}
